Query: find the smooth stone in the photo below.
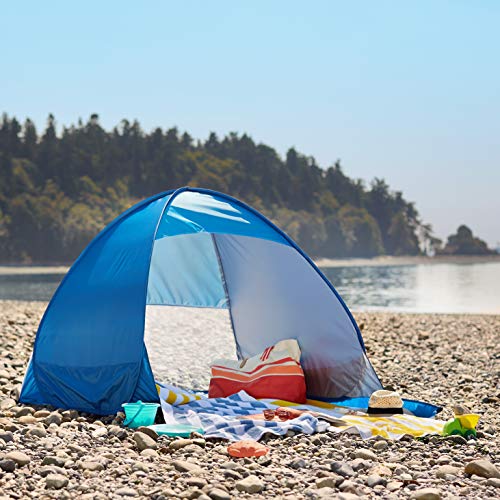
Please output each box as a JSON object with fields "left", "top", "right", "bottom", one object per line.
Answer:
{"left": 310, "top": 487, "right": 337, "bottom": 498}
{"left": 61, "top": 409, "right": 79, "bottom": 420}
{"left": 235, "top": 475, "right": 264, "bottom": 494}
{"left": 27, "top": 427, "right": 47, "bottom": 438}
{"left": 4, "top": 451, "right": 30, "bottom": 466}
{"left": 38, "top": 465, "right": 67, "bottom": 477}
{"left": 140, "top": 449, "right": 159, "bottom": 458}
{"left": 91, "top": 427, "right": 107, "bottom": 438}
{"left": 366, "top": 473, "right": 386, "bottom": 487}
{"left": 169, "top": 438, "right": 195, "bottom": 450}
{"left": 486, "top": 478, "right": 500, "bottom": 488}
{"left": 18, "top": 415, "right": 37, "bottom": 424}
{"left": 435, "top": 465, "right": 460, "bottom": 479}
{"left": 13, "top": 406, "right": 34, "bottom": 417}
{"left": 34, "top": 410, "right": 50, "bottom": 418}
{"left": 187, "top": 478, "right": 208, "bottom": 488}
{"left": 330, "top": 461, "right": 355, "bottom": 477}
{"left": 373, "top": 440, "right": 389, "bottom": 451}
{"left": 108, "top": 425, "right": 127, "bottom": 440}
{"left": 386, "top": 481, "right": 403, "bottom": 491}
{"left": 115, "top": 487, "right": 138, "bottom": 497}
{"left": 339, "top": 479, "right": 359, "bottom": 493}
{"left": 79, "top": 460, "right": 105, "bottom": 471}
{"left": 316, "top": 475, "right": 343, "bottom": 488}
{"left": 44, "top": 412, "right": 62, "bottom": 426}
{"left": 46, "top": 473, "right": 69, "bottom": 489}
{"left": 208, "top": 488, "right": 231, "bottom": 500}
{"left": 410, "top": 488, "right": 442, "bottom": 500}
{"left": 132, "top": 461, "right": 149, "bottom": 473}
{"left": 444, "top": 435, "right": 467, "bottom": 445}
{"left": 183, "top": 444, "right": 205, "bottom": 455}
{"left": 0, "top": 398, "right": 16, "bottom": 410}
{"left": 136, "top": 426, "right": 158, "bottom": 441}
{"left": 0, "top": 431, "right": 14, "bottom": 443}
{"left": 0, "top": 459, "right": 16, "bottom": 472}
{"left": 42, "top": 456, "right": 66, "bottom": 467}
{"left": 223, "top": 469, "right": 241, "bottom": 480}
{"left": 290, "top": 458, "right": 307, "bottom": 469}
{"left": 464, "top": 459, "right": 500, "bottom": 479}
{"left": 370, "top": 464, "right": 392, "bottom": 477}
{"left": 173, "top": 459, "right": 204, "bottom": 475}
{"left": 350, "top": 458, "right": 370, "bottom": 471}
{"left": 133, "top": 431, "right": 157, "bottom": 451}
{"left": 354, "top": 448, "right": 377, "bottom": 461}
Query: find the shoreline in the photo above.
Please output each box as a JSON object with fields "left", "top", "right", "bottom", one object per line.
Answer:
{"left": 317, "top": 254, "right": 500, "bottom": 268}
{"left": 1, "top": 254, "right": 500, "bottom": 275}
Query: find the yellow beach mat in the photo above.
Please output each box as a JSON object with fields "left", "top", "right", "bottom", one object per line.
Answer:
{"left": 264, "top": 398, "right": 445, "bottom": 440}
{"left": 331, "top": 414, "right": 445, "bottom": 440}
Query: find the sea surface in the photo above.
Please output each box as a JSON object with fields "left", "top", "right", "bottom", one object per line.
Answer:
{"left": 0, "top": 262, "right": 499, "bottom": 314}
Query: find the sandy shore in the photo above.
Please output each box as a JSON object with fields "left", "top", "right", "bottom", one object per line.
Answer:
{"left": 0, "top": 301, "right": 498, "bottom": 498}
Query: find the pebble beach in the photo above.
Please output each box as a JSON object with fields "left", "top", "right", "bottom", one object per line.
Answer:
{"left": 0, "top": 300, "right": 498, "bottom": 499}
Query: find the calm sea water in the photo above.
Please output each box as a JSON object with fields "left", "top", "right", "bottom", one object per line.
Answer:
{"left": 0, "top": 263, "right": 499, "bottom": 314}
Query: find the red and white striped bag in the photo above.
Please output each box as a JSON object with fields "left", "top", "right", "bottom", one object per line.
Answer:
{"left": 208, "top": 339, "right": 307, "bottom": 403}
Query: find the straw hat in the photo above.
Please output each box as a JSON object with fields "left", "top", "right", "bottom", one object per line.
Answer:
{"left": 368, "top": 390, "right": 403, "bottom": 414}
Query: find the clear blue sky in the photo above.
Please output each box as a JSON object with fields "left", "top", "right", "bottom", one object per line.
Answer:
{"left": 2, "top": 1, "right": 499, "bottom": 246}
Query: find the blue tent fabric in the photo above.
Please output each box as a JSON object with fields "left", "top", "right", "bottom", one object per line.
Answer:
{"left": 324, "top": 397, "right": 442, "bottom": 419}
{"left": 147, "top": 233, "right": 228, "bottom": 308}
{"left": 22, "top": 194, "right": 170, "bottom": 414}
{"left": 21, "top": 186, "right": 417, "bottom": 416}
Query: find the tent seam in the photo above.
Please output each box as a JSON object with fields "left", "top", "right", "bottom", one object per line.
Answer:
{"left": 211, "top": 234, "right": 242, "bottom": 359}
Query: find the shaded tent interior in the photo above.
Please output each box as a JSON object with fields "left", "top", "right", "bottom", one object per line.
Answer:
{"left": 20, "top": 187, "right": 382, "bottom": 415}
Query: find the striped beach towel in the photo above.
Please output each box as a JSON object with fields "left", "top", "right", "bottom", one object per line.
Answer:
{"left": 160, "top": 390, "right": 328, "bottom": 441}
{"left": 156, "top": 382, "right": 202, "bottom": 406}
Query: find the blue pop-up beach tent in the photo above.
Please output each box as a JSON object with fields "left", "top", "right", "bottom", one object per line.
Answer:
{"left": 20, "top": 187, "right": 386, "bottom": 415}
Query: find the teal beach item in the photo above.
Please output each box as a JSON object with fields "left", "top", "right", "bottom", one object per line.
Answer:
{"left": 148, "top": 423, "right": 204, "bottom": 437}
{"left": 122, "top": 401, "right": 159, "bottom": 428}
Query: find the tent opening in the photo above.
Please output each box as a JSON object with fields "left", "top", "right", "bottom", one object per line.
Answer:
{"left": 144, "top": 305, "right": 237, "bottom": 391}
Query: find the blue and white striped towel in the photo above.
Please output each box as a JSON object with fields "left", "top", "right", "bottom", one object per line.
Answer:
{"left": 160, "top": 390, "right": 328, "bottom": 441}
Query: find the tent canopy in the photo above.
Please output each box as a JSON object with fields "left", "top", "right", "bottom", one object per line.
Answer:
{"left": 20, "top": 187, "right": 382, "bottom": 414}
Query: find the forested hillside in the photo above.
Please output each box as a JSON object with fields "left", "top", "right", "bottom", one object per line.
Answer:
{"left": 0, "top": 113, "right": 433, "bottom": 263}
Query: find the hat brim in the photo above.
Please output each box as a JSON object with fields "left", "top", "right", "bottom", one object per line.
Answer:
{"left": 367, "top": 407, "right": 404, "bottom": 415}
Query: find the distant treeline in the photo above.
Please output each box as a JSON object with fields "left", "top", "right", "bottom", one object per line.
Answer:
{"left": 0, "top": 113, "right": 438, "bottom": 263}
{"left": 438, "top": 225, "right": 495, "bottom": 256}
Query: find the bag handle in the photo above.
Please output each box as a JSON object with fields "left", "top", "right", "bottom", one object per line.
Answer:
{"left": 123, "top": 401, "right": 144, "bottom": 427}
